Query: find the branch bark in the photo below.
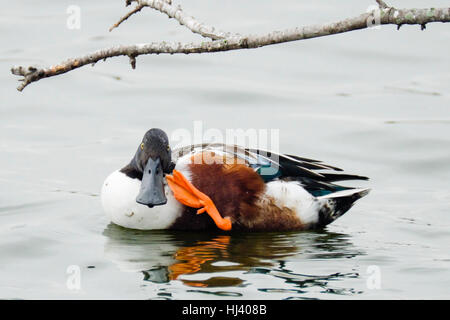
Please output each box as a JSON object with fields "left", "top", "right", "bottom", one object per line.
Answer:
{"left": 11, "top": 1, "right": 450, "bottom": 91}
{"left": 110, "top": 0, "right": 237, "bottom": 40}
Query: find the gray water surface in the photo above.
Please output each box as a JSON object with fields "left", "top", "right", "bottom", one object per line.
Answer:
{"left": 0, "top": 0, "right": 449, "bottom": 299}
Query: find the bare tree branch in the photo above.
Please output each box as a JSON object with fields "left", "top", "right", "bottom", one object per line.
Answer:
{"left": 11, "top": 3, "right": 450, "bottom": 92}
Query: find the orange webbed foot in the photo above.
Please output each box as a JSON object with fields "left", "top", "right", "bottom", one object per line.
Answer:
{"left": 166, "top": 170, "right": 232, "bottom": 231}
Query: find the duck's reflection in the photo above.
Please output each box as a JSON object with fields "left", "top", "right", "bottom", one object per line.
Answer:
{"left": 103, "top": 223, "right": 363, "bottom": 289}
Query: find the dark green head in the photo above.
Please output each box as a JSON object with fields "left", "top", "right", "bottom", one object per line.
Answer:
{"left": 124, "top": 128, "right": 174, "bottom": 208}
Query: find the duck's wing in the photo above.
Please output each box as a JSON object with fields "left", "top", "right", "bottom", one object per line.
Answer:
{"left": 254, "top": 149, "right": 370, "bottom": 196}
{"left": 172, "top": 143, "right": 368, "bottom": 196}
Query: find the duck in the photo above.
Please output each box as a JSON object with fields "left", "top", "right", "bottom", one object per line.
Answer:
{"left": 101, "top": 128, "right": 370, "bottom": 232}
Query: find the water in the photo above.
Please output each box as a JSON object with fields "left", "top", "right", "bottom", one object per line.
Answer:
{"left": 1, "top": 0, "right": 449, "bottom": 299}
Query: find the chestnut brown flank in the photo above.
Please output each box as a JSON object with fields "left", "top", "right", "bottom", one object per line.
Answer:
{"left": 169, "top": 152, "right": 304, "bottom": 231}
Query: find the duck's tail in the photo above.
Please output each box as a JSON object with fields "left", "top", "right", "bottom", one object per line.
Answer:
{"left": 315, "top": 188, "right": 370, "bottom": 228}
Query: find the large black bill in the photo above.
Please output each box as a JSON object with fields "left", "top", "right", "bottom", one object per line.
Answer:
{"left": 136, "top": 157, "right": 167, "bottom": 207}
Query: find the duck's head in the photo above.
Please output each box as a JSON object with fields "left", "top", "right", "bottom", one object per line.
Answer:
{"left": 129, "top": 128, "right": 173, "bottom": 208}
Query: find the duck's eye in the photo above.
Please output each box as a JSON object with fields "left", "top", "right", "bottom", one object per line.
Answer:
{"left": 140, "top": 143, "right": 144, "bottom": 150}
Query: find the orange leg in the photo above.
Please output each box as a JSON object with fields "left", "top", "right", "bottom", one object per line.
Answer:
{"left": 166, "top": 170, "right": 232, "bottom": 231}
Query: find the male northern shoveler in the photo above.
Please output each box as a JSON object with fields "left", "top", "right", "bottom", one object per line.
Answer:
{"left": 101, "top": 128, "right": 370, "bottom": 231}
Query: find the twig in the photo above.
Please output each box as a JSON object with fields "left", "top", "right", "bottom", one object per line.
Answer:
{"left": 112, "top": 0, "right": 235, "bottom": 40}
{"left": 11, "top": 6, "right": 450, "bottom": 91}
{"left": 109, "top": 3, "right": 145, "bottom": 32}
{"left": 376, "top": 0, "right": 389, "bottom": 9}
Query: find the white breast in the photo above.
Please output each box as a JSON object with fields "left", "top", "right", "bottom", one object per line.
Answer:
{"left": 101, "top": 170, "right": 182, "bottom": 230}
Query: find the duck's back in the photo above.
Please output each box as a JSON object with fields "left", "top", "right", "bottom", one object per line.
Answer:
{"left": 169, "top": 145, "right": 370, "bottom": 231}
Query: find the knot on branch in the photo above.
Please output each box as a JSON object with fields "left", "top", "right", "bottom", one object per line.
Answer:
{"left": 239, "top": 38, "right": 249, "bottom": 48}
{"left": 11, "top": 66, "right": 42, "bottom": 92}
{"left": 128, "top": 55, "right": 137, "bottom": 69}
{"left": 11, "top": 66, "right": 37, "bottom": 77}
